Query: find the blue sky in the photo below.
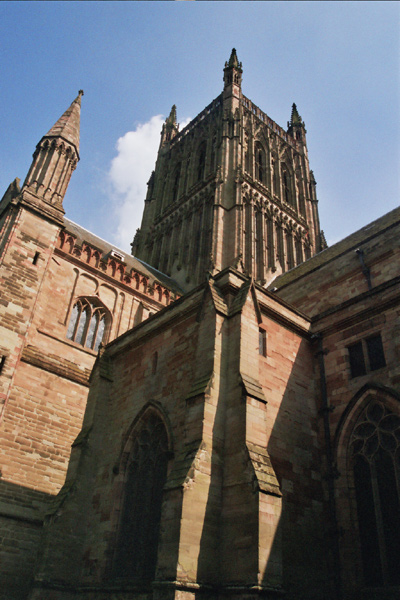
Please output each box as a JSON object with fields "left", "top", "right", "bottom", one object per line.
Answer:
{"left": 1, "top": 1, "right": 399, "bottom": 251}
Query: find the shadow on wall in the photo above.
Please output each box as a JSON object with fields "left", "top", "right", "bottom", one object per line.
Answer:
{"left": 0, "top": 479, "right": 51, "bottom": 600}
{"left": 193, "top": 335, "right": 335, "bottom": 600}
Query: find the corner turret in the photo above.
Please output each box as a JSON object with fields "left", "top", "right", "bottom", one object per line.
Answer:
{"left": 21, "top": 91, "right": 83, "bottom": 221}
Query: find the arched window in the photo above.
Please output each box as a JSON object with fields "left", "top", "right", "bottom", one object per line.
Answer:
{"left": 113, "top": 412, "right": 169, "bottom": 582}
{"left": 350, "top": 399, "right": 400, "bottom": 587}
{"left": 282, "top": 169, "right": 291, "bottom": 204}
{"left": 197, "top": 141, "right": 207, "bottom": 182}
{"left": 255, "top": 142, "right": 265, "bottom": 183}
{"left": 171, "top": 163, "right": 181, "bottom": 203}
{"left": 66, "top": 298, "right": 109, "bottom": 351}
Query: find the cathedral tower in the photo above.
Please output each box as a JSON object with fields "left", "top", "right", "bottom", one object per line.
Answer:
{"left": 132, "top": 50, "right": 326, "bottom": 290}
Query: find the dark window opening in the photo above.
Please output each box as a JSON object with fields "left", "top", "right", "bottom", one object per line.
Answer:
{"left": 367, "top": 334, "right": 386, "bottom": 371}
{"left": 32, "top": 251, "right": 40, "bottom": 265}
{"left": 255, "top": 143, "right": 265, "bottom": 184}
{"left": 113, "top": 413, "right": 169, "bottom": 582}
{"left": 283, "top": 171, "right": 290, "bottom": 203}
{"left": 172, "top": 164, "right": 181, "bottom": 203}
{"left": 259, "top": 329, "right": 267, "bottom": 357}
{"left": 0, "top": 356, "right": 5, "bottom": 375}
{"left": 348, "top": 334, "right": 386, "bottom": 378}
{"left": 351, "top": 401, "right": 400, "bottom": 587}
{"left": 197, "top": 142, "right": 207, "bottom": 182}
{"left": 348, "top": 341, "right": 367, "bottom": 378}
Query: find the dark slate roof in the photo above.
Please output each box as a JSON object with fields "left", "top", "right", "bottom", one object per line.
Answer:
{"left": 63, "top": 218, "right": 184, "bottom": 295}
{"left": 268, "top": 207, "right": 400, "bottom": 292}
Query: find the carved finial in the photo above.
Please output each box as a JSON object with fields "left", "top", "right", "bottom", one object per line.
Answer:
{"left": 78, "top": 90, "right": 84, "bottom": 97}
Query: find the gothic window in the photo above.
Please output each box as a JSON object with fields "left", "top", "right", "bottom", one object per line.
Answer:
{"left": 67, "top": 297, "right": 109, "bottom": 351}
{"left": 282, "top": 168, "right": 291, "bottom": 204}
{"left": 295, "top": 237, "right": 303, "bottom": 266}
{"left": 113, "top": 412, "right": 170, "bottom": 582}
{"left": 350, "top": 400, "right": 400, "bottom": 586}
{"left": 197, "top": 141, "right": 207, "bottom": 182}
{"left": 255, "top": 142, "right": 265, "bottom": 183}
{"left": 172, "top": 163, "right": 181, "bottom": 203}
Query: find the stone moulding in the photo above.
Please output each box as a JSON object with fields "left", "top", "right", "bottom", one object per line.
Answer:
{"left": 21, "top": 344, "right": 91, "bottom": 387}
{"left": 246, "top": 442, "right": 282, "bottom": 497}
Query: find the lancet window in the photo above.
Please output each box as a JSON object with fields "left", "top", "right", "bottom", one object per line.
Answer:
{"left": 66, "top": 297, "right": 109, "bottom": 351}
{"left": 197, "top": 141, "right": 207, "bottom": 182}
{"left": 171, "top": 163, "right": 181, "bottom": 203}
{"left": 282, "top": 167, "right": 291, "bottom": 205}
{"left": 113, "top": 411, "right": 170, "bottom": 582}
{"left": 255, "top": 142, "right": 266, "bottom": 184}
{"left": 349, "top": 399, "right": 400, "bottom": 587}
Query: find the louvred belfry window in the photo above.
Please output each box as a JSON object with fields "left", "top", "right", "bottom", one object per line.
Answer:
{"left": 67, "top": 298, "right": 109, "bottom": 351}
{"left": 350, "top": 399, "right": 400, "bottom": 587}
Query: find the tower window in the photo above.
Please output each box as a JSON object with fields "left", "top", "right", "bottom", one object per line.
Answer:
{"left": 197, "top": 142, "right": 207, "bottom": 182}
{"left": 255, "top": 142, "right": 265, "bottom": 184}
{"left": 171, "top": 163, "right": 181, "bottom": 203}
{"left": 67, "top": 298, "right": 109, "bottom": 352}
{"left": 282, "top": 170, "right": 290, "bottom": 204}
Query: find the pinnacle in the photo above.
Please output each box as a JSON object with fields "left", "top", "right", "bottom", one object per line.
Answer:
{"left": 44, "top": 91, "right": 83, "bottom": 154}
{"left": 167, "top": 104, "right": 177, "bottom": 125}
{"left": 225, "top": 48, "right": 242, "bottom": 73}
{"left": 228, "top": 48, "right": 239, "bottom": 68}
{"left": 291, "top": 103, "right": 302, "bottom": 125}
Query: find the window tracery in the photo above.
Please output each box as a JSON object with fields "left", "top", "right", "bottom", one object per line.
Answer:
{"left": 350, "top": 399, "right": 400, "bottom": 587}
{"left": 113, "top": 411, "right": 169, "bottom": 582}
{"left": 66, "top": 297, "right": 109, "bottom": 351}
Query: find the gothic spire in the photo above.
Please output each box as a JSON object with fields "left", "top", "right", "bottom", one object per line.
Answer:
{"left": 22, "top": 91, "right": 83, "bottom": 211}
{"left": 44, "top": 90, "right": 83, "bottom": 155}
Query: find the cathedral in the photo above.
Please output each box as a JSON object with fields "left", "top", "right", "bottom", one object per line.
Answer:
{"left": 0, "top": 50, "right": 399, "bottom": 600}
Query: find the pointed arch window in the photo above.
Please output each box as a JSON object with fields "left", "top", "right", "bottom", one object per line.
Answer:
{"left": 282, "top": 168, "right": 291, "bottom": 204}
{"left": 350, "top": 399, "right": 400, "bottom": 587}
{"left": 255, "top": 142, "right": 266, "bottom": 184}
{"left": 171, "top": 163, "right": 181, "bottom": 203}
{"left": 197, "top": 141, "right": 207, "bottom": 182}
{"left": 66, "top": 297, "right": 109, "bottom": 351}
{"left": 113, "top": 411, "right": 170, "bottom": 582}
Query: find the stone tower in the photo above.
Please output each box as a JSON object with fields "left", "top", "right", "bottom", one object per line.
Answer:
{"left": 132, "top": 49, "right": 325, "bottom": 291}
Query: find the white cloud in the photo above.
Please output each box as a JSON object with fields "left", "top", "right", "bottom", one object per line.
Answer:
{"left": 109, "top": 115, "right": 191, "bottom": 252}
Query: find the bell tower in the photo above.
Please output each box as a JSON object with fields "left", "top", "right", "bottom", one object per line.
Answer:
{"left": 132, "top": 51, "right": 325, "bottom": 291}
